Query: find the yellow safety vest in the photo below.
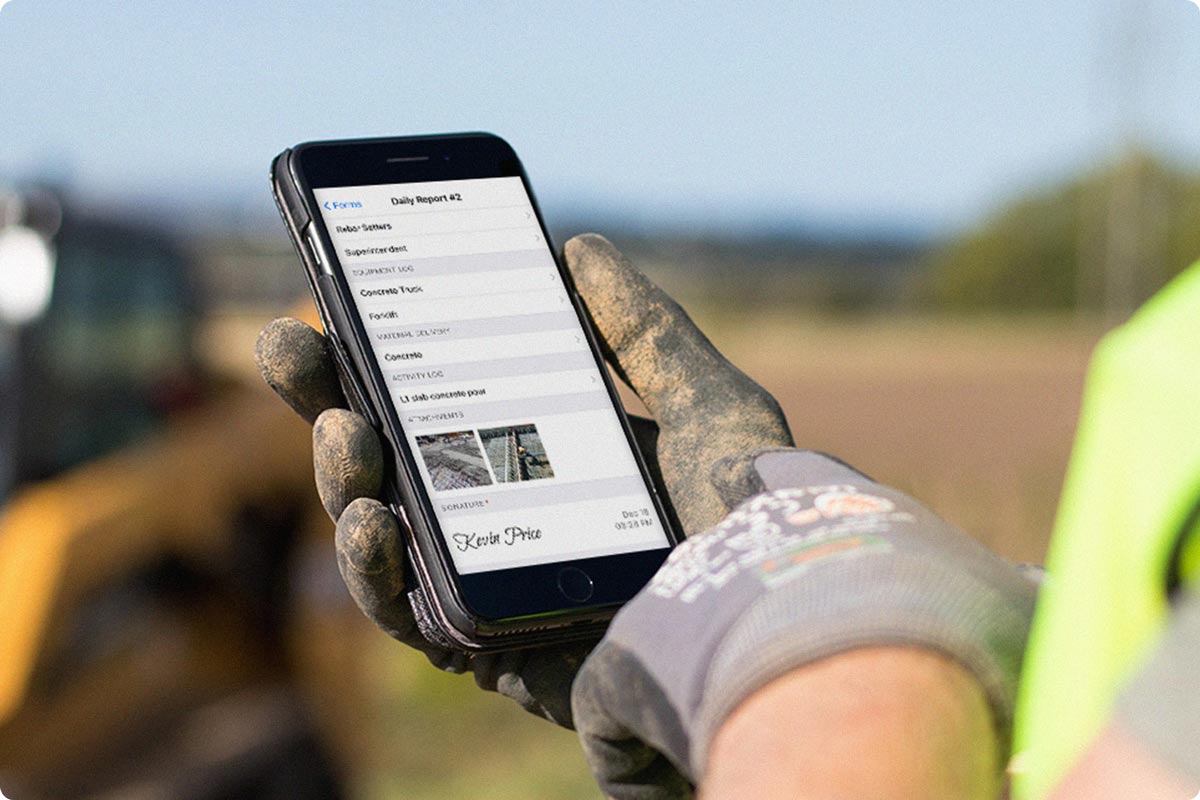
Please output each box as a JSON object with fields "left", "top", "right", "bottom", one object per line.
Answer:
{"left": 1012, "top": 262, "right": 1200, "bottom": 798}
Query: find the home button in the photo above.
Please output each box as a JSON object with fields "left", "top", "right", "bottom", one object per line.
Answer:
{"left": 556, "top": 567, "right": 594, "bottom": 603}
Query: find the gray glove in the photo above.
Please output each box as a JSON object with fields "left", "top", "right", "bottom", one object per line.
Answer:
{"left": 572, "top": 449, "right": 1039, "bottom": 799}
{"left": 254, "top": 233, "right": 794, "bottom": 728}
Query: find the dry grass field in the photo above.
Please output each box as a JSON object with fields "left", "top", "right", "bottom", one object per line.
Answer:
{"left": 694, "top": 312, "right": 1107, "bottom": 563}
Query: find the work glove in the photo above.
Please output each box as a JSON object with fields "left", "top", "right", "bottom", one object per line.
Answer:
{"left": 254, "top": 233, "right": 794, "bottom": 728}
{"left": 571, "top": 448, "right": 1040, "bottom": 799}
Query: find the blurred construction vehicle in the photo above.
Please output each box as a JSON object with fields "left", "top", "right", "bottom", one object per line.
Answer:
{"left": 0, "top": 188, "right": 374, "bottom": 799}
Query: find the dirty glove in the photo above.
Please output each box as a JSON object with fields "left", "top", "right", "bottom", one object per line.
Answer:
{"left": 254, "top": 233, "right": 794, "bottom": 728}
{"left": 571, "top": 449, "right": 1039, "bottom": 799}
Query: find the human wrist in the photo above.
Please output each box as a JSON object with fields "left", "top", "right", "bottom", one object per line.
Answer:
{"left": 703, "top": 646, "right": 1002, "bottom": 800}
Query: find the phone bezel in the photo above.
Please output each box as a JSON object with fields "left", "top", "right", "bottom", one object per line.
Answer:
{"left": 285, "top": 133, "right": 679, "bottom": 635}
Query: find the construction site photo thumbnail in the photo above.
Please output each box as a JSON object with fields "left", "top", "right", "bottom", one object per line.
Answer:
{"left": 415, "top": 430, "right": 493, "bottom": 491}
{"left": 479, "top": 423, "right": 555, "bottom": 483}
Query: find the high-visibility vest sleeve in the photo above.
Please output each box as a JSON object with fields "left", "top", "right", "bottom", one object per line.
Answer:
{"left": 1012, "top": 262, "right": 1200, "bottom": 799}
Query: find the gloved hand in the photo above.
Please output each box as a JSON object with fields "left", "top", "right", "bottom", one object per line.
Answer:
{"left": 254, "top": 233, "right": 794, "bottom": 728}
{"left": 571, "top": 449, "right": 1039, "bottom": 799}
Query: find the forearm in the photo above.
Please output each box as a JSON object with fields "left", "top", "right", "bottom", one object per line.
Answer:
{"left": 703, "top": 647, "right": 1002, "bottom": 800}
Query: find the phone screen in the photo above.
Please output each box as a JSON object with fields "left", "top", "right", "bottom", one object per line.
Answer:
{"left": 313, "top": 177, "right": 670, "bottom": 575}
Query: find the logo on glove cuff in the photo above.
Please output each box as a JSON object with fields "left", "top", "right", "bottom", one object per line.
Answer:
{"left": 786, "top": 490, "right": 895, "bottom": 526}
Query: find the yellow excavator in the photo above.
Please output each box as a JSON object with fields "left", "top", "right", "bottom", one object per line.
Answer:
{"left": 0, "top": 189, "right": 375, "bottom": 798}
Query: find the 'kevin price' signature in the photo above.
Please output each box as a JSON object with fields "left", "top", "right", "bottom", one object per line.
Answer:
{"left": 452, "top": 526, "right": 543, "bottom": 552}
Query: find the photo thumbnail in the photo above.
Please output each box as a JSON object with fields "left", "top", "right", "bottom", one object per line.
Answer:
{"left": 415, "top": 430, "right": 493, "bottom": 491}
{"left": 478, "top": 423, "right": 555, "bottom": 483}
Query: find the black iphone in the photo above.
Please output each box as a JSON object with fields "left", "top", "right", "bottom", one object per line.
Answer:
{"left": 271, "top": 133, "right": 680, "bottom": 651}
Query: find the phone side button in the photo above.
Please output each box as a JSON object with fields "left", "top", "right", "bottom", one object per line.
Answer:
{"left": 556, "top": 567, "right": 594, "bottom": 603}
{"left": 303, "top": 222, "right": 334, "bottom": 275}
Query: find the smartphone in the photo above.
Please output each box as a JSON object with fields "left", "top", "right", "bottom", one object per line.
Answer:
{"left": 271, "top": 133, "right": 680, "bottom": 651}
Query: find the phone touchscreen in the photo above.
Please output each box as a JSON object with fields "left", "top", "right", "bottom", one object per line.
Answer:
{"left": 314, "top": 178, "right": 670, "bottom": 574}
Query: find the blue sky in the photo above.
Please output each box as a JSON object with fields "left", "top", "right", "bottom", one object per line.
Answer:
{"left": 1, "top": 0, "right": 1198, "bottom": 234}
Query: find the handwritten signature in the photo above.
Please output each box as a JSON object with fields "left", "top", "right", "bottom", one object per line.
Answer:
{"left": 453, "top": 526, "right": 544, "bottom": 552}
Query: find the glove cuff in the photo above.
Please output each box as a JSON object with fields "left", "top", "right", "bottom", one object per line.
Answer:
{"left": 690, "top": 542, "right": 1034, "bottom": 776}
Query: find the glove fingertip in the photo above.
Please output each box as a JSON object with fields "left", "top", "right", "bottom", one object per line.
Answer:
{"left": 562, "top": 232, "right": 618, "bottom": 267}
{"left": 313, "top": 408, "right": 384, "bottom": 520}
{"left": 560, "top": 233, "right": 656, "bottom": 358}
{"left": 336, "top": 497, "right": 404, "bottom": 577}
{"left": 335, "top": 497, "right": 408, "bottom": 632}
{"left": 255, "top": 317, "right": 345, "bottom": 424}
